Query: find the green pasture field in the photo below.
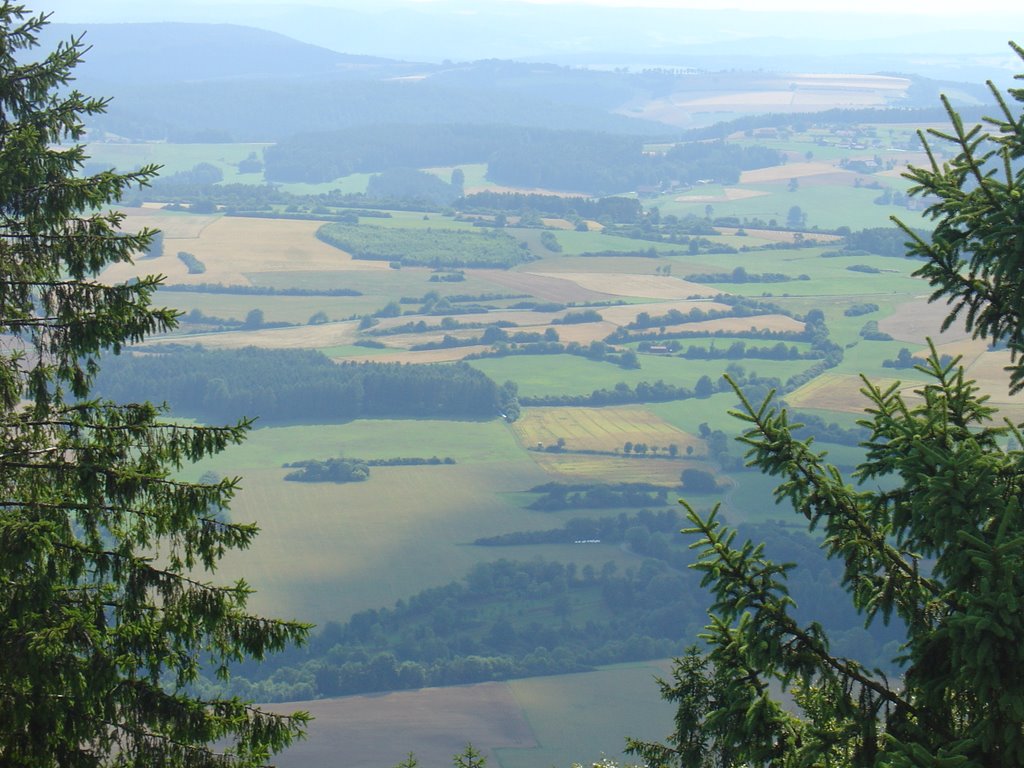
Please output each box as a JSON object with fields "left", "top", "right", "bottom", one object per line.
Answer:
{"left": 658, "top": 182, "right": 928, "bottom": 231}
{"left": 191, "top": 419, "right": 526, "bottom": 472}
{"left": 676, "top": 252, "right": 922, "bottom": 299}
{"left": 764, "top": 294, "right": 910, "bottom": 347}
{"left": 422, "top": 163, "right": 490, "bottom": 189}
{"left": 276, "top": 173, "right": 373, "bottom": 196}
{"left": 543, "top": 229, "right": 691, "bottom": 257}
{"left": 83, "top": 141, "right": 271, "bottom": 183}
{"left": 369, "top": 211, "right": 482, "bottom": 231}
{"left": 498, "top": 661, "right": 676, "bottom": 768}
{"left": 191, "top": 419, "right": 654, "bottom": 621}
{"left": 468, "top": 354, "right": 811, "bottom": 399}
{"left": 648, "top": 391, "right": 749, "bottom": 435}
{"left": 525, "top": 253, "right": 682, "bottom": 277}
{"left": 833, "top": 339, "right": 938, "bottom": 381}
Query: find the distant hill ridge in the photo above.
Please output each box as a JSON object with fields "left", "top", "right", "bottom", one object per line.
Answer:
{"left": 44, "top": 22, "right": 401, "bottom": 84}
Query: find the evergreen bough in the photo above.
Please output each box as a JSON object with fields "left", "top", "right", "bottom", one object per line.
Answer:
{"left": 629, "top": 44, "right": 1024, "bottom": 768}
{"left": 0, "top": 6, "right": 309, "bottom": 766}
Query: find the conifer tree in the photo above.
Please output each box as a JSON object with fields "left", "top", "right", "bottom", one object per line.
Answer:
{"left": 629, "top": 44, "right": 1024, "bottom": 768}
{"left": 0, "top": 5, "right": 308, "bottom": 765}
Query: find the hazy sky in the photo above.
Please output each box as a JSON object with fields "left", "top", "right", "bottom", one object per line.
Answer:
{"left": 41, "top": 0, "right": 1023, "bottom": 67}
{"left": 452, "top": 0, "right": 1016, "bottom": 11}
{"left": 45, "top": 0, "right": 1024, "bottom": 15}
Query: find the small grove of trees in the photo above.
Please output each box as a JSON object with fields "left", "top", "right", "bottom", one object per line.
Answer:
{"left": 629, "top": 46, "right": 1024, "bottom": 768}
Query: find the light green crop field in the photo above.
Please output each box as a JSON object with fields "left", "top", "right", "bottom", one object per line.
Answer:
{"left": 192, "top": 419, "right": 526, "bottom": 473}
{"left": 423, "top": 163, "right": 490, "bottom": 189}
{"left": 211, "top": 466, "right": 646, "bottom": 622}
{"left": 84, "top": 141, "right": 271, "bottom": 182}
{"left": 369, "top": 212, "right": 483, "bottom": 231}
{"left": 276, "top": 173, "right": 374, "bottom": 196}
{"left": 660, "top": 182, "right": 928, "bottom": 231}
{"left": 545, "top": 229, "right": 689, "bottom": 256}
{"left": 498, "top": 661, "right": 675, "bottom": 768}
{"left": 211, "top": 461, "right": 544, "bottom": 623}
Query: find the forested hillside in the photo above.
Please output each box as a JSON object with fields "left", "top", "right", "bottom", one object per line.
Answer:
{"left": 95, "top": 348, "right": 513, "bottom": 423}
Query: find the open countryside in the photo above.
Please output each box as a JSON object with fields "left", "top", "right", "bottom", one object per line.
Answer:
{"left": 24, "top": 5, "right": 1020, "bottom": 765}
{"left": 95, "top": 110, "right": 1024, "bottom": 762}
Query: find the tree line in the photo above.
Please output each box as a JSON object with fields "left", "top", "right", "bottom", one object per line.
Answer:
{"left": 263, "top": 123, "right": 782, "bottom": 196}
{"left": 94, "top": 347, "right": 513, "bottom": 424}
{"left": 283, "top": 456, "right": 456, "bottom": 484}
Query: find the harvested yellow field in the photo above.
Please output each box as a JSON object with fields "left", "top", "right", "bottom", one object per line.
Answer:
{"left": 146, "top": 320, "right": 361, "bottom": 350}
{"left": 685, "top": 314, "right": 804, "bottom": 334}
{"left": 879, "top": 298, "right": 972, "bottom": 344}
{"left": 739, "top": 162, "right": 845, "bottom": 184}
{"left": 675, "top": 188, "right": 768, "bottom": 203}
{"left": 527, "top": 452, "right": 701, "bottom": 484}
{"left": 790, "top": 73, "right": 910, "bottom": 91}
{"left": 785, "top": 373, "right": 899, "bottom": 414}
{"left": 512, "top": 405, "right": 701, "bottom": 455}
{"left": 528, "top": 272, "right": 722, "bottom": 299}
{"left": 596, "top": 300, "right": 733, "bottom": 326}
{"left": 342, "top": 345, "right": 493, "bottom": 363}
{"left": 545, "top": 321, "right": 619, "bottom": 345}
{"left": 122, "top": 206, "right": 220, "bottom": 239}
{"left": 103, "top": 216, "right": 391, "bottom": 286}
{"left": 473, "top": 269, "right": 611, "bottom": 303}
{"left": 963, "top": 349, "right": 1024, "bottom": 405}
{"left": 541, "top": 217, "right": 575, "bottom": 230}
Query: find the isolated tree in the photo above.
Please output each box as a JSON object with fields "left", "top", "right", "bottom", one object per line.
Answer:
{"left": 630, "top": 45, "right": 1024, "bottom": 768}
{"left": 0, "top": 7, "right": 308, "bottom": 766}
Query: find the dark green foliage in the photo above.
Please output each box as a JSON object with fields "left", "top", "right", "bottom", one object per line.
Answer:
{"left": 859, "top": 319, "right": 894, "bottom": 341}
{"left": 525, "top": 483, "right": 671, "bottom": 511}
{"left": 553, "top": 309, "right": 603, "bottom": 324}
{"left": 539, "top": 230, "right": 562, "bottom": 252}
{"left": 637, "top": 53, "right": 1024, "bottom": 768}
{"left": 94, "top": 346, "right": 505, "bottom": 423}
{"left": 846, "top": 263, "right": 882, "bottom": 273}
{"left": 177, "top": 250, "right": 206, "bottom": 274}
{"left": 474, "top": 507, "right": 682, "bottom": 545}
{"left": 835, "top": 225, "right": 931, "bottom": 257}
{"left": 317, "top": 223, "right": 534, "bottom": 269}
{"left": 284, "top": 458, "right": 370, "bottom": 483}
{"left": 679, "top": 468, "right": 720, "bottom": 494}
{"left": 898, "top": 43, "right": 1024, "bottom": 394}
{"left": 366, "top": 168, "right": 462, "bottom": 205}
{"left": 282, "top": 456, "right": 455, "bottom": 483}
{"left": 265, "top": 124, "right": 780, "bottom": 196}
{"left": 844, "top": 302, "right": 880, "bottom": 317}
{"left": 684, "top": 269, "right": 793, "bottom": 284}
{"left": 0, "top": 8, "right": 308, "bottom": 766}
